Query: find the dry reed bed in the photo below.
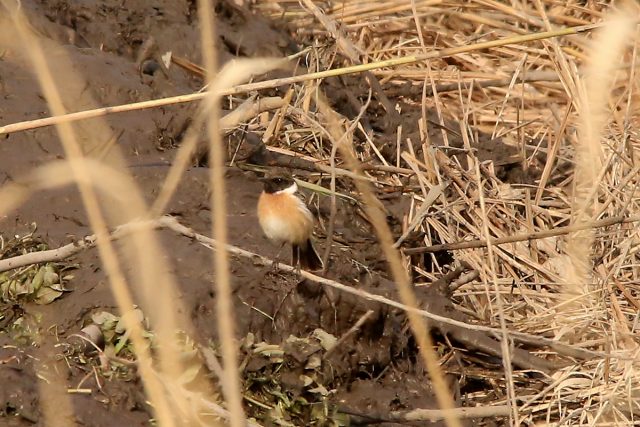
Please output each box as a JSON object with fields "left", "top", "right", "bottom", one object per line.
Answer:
{"left": 250, "top": 1, "right": 640, "bottom": 424}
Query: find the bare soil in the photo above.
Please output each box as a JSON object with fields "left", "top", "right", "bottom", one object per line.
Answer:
{"left": 0, "top": 1, "right": 529, "bottom": 426}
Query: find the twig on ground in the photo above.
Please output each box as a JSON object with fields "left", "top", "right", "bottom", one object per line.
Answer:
{"left": 323, "top": 310, "right": 375, "bottom": 360}
{"left": 341, "top": 404, "right": 511, "bottom": 424}
{"left": 198, "top": 345, "right": 225, "bottom": 383}
{"left": 450, "top": 270, "right": 480, "bottom": 291}
{"left": 424, "top": 70, "right": 561, "bottom": 95}
{"left": 0, "top": 221, "right": 146, "bottom": 272}
{"left": 403, "top": 215, "right": 640, "bottom": 254}
{"left": 0, "top": 216, "right": 603, "bottom": 362}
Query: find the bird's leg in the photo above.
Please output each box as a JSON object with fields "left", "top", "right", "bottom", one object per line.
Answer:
{"left": 271, "top": 242, "right": 286, "bottom": 272}
{"left": 294, "top": 245, "right": 301, "bottom": 277}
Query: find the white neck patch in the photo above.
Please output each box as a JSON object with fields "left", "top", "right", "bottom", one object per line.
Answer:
{"left": 275, "top": 181, "right": 298, "bottom": 195}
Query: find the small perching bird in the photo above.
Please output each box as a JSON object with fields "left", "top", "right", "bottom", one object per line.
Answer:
{"left": 257, "top": 172, "right": 323, "bottom": 271}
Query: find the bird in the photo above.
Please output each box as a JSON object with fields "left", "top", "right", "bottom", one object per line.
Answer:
{"left": 257, "top": 172, "right": 323, "bottom": 271}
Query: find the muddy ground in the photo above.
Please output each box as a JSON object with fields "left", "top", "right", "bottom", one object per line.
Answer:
{"left": 0, "top": 1, "right": 532, "bottom": 426}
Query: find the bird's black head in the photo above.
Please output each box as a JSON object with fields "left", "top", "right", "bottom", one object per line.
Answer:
{"left": 261, "top": 174, "right": 296, "bottom": 194}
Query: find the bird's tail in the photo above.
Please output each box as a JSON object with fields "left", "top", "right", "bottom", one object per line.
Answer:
{"left": 293, "top": 239, "right": 324, "bottom": 271}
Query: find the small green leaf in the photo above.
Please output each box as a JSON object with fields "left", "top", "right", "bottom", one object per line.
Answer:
{"left": 29, "top": 267, "right": 45, "bottom": 292}
{"left": 43, "top": 265, "right": 59, "bottom": 286}
{"left": 312, "top": 328, "right": 337, "bottom": 351}
{"left": 307, "top": 384, "right": 329, "bottom": 396}
{"left": 114, "top": 331, "right": 130, "bottom": 355}
{"left": 294, "top": 178, "right": 358, "bottom": 203}
{"left": 91, "top": 311, "right": 119, "bottom": 330}
{"left": 34, "top": 286, "right": 63, "bottom": 305}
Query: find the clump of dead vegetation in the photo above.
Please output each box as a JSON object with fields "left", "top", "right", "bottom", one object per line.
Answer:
{"left": 0, "top": 229, "right": 72, "bottom": 306}
{"left": 247, "top": 1, "right": 640, "bottom": 424}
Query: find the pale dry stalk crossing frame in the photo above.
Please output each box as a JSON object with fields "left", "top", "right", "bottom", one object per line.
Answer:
{"left": 0, "top": 25, "right": 602, "bottom": 137}
{"left": 196, "top": 0, "right": 246, "bottom": 426}
{"left": 314, "top": 96, "right": 463, "bottom": 427}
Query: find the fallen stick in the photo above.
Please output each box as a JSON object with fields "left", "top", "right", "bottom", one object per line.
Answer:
{"left": 423, "top": 70, "right": 561, "bottom": 95}
{"left": 342, "top": 404, "right": 511, "bottom": 423}
{"left": 394, "top": 404, "right": 510, "bottom": 421}
{"left": 0, "top": 216, "right": 601, "bottom": 361}
{"left": 323, "top": 310, "right": 374, "bottom": 360}
{"left": 170, "top": 219, "right": 558, "bottom": 372}
{"left": 220, "top": 96, "right": 284, "bottom": 131}
{"left": 403, "top": 215, "right": 640, "bottom": 254}
{"left": 0, "top": 225, "right": 120, "bottom": 272}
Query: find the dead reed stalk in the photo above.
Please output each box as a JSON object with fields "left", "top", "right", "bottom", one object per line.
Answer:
{"left": 197, "top": 1, "right": 246, "bottom": 425}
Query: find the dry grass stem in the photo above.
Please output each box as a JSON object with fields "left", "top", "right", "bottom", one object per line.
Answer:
{"left": 314, "top": 95, "right": 463, "bottom": 427}
{"left": 404, "top": 214, "right": 640, "bottom": 254}
{"left": 0, "top": 25, "right": 599, "bottom": 136}
{"left": 197, "top": 1, "right": 246, "bottom": 426}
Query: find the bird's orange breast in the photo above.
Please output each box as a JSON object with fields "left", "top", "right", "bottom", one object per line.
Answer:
{"left": 258, "top": 191, "right": 314, "bottom": 245}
